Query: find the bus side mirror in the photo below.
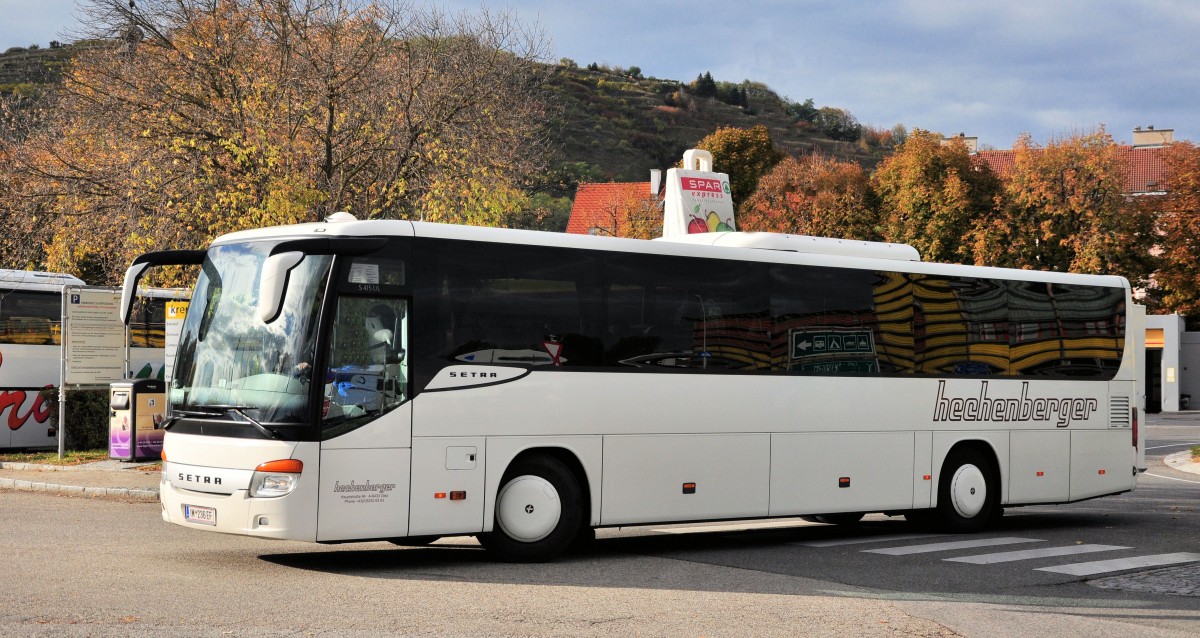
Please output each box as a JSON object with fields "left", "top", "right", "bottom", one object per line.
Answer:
{"left": 257, "top": 251, "right": 305, "bottom": 324}
{"left": 118, "top": 249, "right": 205, "bottom": 325}
{"left": 119, "top": 262, "right": 151, "bottom": 325}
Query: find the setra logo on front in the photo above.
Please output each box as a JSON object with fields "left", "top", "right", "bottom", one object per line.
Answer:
{"left": 179, "top": 473, "right": 222, "bottom": 485}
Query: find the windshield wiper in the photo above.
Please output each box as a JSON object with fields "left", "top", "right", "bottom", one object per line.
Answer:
{"left": 175, "top": 405, "right": 281, "bottom": 439}
{"left": 173, "top": 407, "right": 227, "bottom": 417}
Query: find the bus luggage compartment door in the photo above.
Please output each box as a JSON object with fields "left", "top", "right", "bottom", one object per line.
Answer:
{"left": 600, "top": 433, "right": 770, "bottom": 525}
{"left": 408, "top": 437, "right": 486, "bottom": 536}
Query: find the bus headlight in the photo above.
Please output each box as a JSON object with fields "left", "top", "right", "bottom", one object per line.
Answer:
{"left": 249, "top": 459, "right": 303, "bottom": 498}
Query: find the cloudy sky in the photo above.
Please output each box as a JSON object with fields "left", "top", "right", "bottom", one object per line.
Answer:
{"left": 4, "top": 0, "right": 1197, "bottom": 149}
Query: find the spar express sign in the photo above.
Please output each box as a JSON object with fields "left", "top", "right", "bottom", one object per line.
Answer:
{"left": 662, "top": 165, "right": 736, "bottom": 237}
{"left": 678, "top": 175, "right": 734, "bottom": 233}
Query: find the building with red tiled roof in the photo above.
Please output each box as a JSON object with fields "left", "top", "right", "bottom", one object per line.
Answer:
{"left": 566, "top": 182, "right": 663, "bottom": 236}
{"left": 573, "top": 128, "right": 1177, "bottom": 238}
{"left": 970, "top": 127, "right": 1173, "bottom": 196}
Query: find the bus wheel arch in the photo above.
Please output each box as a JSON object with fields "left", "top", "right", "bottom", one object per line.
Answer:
{"left": 932, "top": 442, "right": 1002, "bottom": 532}
{"left": 478, "top": 449, "right": 589, "bottom": 562}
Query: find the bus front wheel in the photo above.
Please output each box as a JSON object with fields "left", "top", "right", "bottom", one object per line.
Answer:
{"left": 934, "top": 448, "right": 1000, "bottom": 533}
{"left": 477, "top": 455, "right": 584, "bottom": 562}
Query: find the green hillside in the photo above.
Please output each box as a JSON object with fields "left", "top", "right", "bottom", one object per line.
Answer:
{"left": 0, "top": 43, "right": 73, "bottom": 94}
{"left": 543, "top": 63, "right": 887, "bottom": 184}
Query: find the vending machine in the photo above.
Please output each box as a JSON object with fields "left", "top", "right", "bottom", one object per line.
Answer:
{"left": 108, "top": 379, "right": 166, "bottom": 461}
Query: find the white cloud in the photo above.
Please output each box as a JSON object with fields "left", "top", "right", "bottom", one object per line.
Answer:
{"left": 3, "top": 0, "right": 1198, "bottom": 148}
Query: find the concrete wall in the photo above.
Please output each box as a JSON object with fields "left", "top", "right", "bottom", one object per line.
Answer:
{"left": 1147, "top": 314, "right": 1186, "bottom": 412}
{"left": 1182, "top": 331, "right": 1200, "bottom": 410}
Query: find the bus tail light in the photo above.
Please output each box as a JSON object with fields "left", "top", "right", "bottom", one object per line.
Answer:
{"left": 1132, "top": 407, "right": 1139, "bottom": 449}
{"left": 250, "top": 459, "right": 303, "bottom": 498}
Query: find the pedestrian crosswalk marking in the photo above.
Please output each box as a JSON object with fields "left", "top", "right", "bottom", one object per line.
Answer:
{"left": 864, "top": 537, "right": 1041, "bottom": 556}
{"left": 946, "top": 544, "right": 1130, "bottom": 564}
{"left": 1035, "top": 552, "right": 1200, "bottom": 576}
{"left": 646, "top": 523, "right": 1194, "bottom": 581}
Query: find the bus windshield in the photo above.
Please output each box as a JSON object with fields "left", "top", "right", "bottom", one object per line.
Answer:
{"left": 170, "top": 242, "right": 331, "bottom": 426}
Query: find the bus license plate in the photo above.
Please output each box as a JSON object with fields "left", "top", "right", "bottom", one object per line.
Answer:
{"left": 183, "top": 504, "right": 216, "bottom": 526}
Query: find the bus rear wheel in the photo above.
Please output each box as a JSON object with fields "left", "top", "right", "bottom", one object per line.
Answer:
{"left": 934, "top": 448, "right": 1000, "bottom": 533}
{"left": 477, "top": 455, "right": 584, "bottom": 562}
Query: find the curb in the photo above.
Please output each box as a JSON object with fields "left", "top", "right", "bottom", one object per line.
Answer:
{"left": 0, "top": 461, "right": 159, "bottom": 471}
{"left": 0, "top": 476, "right": 158, "bottom": 501}
{"left": 0, "top": 461, "right": 160, "bottom": 501}
{"left": 1164, "top": 451, "right": 1200, "bottom": 475}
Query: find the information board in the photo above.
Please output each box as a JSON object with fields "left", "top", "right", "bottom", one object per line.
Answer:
{"left": 62, "top": 286, "right": 125, "bottom": 386}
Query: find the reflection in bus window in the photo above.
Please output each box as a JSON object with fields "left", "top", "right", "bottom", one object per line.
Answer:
{"left": 423, "top": 241, "right": 603, "bottom": 370}
{"left": 606, "top": 253, "right": 770, "bottom": 371}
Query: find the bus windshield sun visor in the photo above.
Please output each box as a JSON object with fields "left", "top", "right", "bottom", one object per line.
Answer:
{"left": 120, "top": 249, "right": 206, "bottom": 325}
{"left": 257, "top": 237, "right": 388, "bottom": 324}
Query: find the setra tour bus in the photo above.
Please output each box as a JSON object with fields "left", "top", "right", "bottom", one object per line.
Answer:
{"left": 122, "top": 214, "right": 1145, "bottom": 562}
{"left": 0, "top": 269, "right": 184, "bottom": 449}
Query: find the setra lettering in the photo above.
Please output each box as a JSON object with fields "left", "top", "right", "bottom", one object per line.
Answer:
{"left": 179, "top": 473, "right": 222, "bottom": 485}
{"left": 449, "top": 371, "right": 499, "bottom": 378}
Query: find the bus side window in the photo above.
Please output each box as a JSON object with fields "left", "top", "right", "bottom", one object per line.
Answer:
{"left": 0, "top": 291, "right": 62, "bottom": 345}
{"left": 606, "top": 253, "right": 769, "bottom": 370}
{"left": 323, "top": 297, "right": 409, "bottom": 425}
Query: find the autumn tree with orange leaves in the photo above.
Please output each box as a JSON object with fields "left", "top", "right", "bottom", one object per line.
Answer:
{"left": 972, "top": 128, "right": 1156, "bottom": 285}
{"left": 0, "top": 0, "right": 551, "bottom": 284}
{"left": 871, "top": 129, "right": 1003, "bottom": 264}
{"left": 1148, "top": 141, "right": 1200, "bottom": 325}
{"left": 739, "top": 153, "right": 878, "bottom": 240}
{"left": 695, "top": 125, "right": 785, "bottom": 215}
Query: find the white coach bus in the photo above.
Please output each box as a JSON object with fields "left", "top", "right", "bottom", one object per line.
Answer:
{"left": 123, "top": 216, "right": 1144, "bottom": 561}
{"left": 0, "top": 270, "right": 183, "bottom": 449}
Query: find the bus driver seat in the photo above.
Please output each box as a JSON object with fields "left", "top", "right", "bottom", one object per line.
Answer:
{"left": 365, "top": 304, "right": 404, "bottom": 365}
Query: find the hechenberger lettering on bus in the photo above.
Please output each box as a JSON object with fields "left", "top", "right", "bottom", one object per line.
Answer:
{"left": 333, "top": 480, "right": 397, "bottom": 494}
{"left": 933, "top": 380, "right": 1099, "bottom": 427}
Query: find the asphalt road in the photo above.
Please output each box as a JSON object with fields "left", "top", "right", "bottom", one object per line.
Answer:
{"left": 1, "top": 414, "right": 1197, "bottom": 637}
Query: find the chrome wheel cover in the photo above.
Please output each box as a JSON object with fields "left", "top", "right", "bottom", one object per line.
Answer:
{"left": 495, "top": 475, "right": 561, "bottom": 543}
{"left": 949, "top": 463, "right": 987, "bottom": 519}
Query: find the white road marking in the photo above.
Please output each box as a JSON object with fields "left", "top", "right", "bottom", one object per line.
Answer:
{"left": 792, "top": 533, "right": 947, "bottom": 548}
{"left": 945, "top": 544, "right": 1130, "bottom": 564}
{"left": 1145, "top": 442, "right": 1200, "bottom": 450}
{"left": 1036, "top": 552, "right": 1200, "bottom": 576}
{"left": 1143, "top": 472, "right": 1200, "bottom": 485}
{"left": 864, "top": 537, "right": 1042, "bottom": 556}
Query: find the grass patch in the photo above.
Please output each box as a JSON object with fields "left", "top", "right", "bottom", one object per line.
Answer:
{"left": 1192, "top": 445, "right": 1200, "bottom": 462}
{"left": 0, "top": 449, "right": 110, "bottom": 465}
